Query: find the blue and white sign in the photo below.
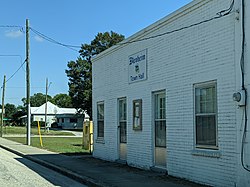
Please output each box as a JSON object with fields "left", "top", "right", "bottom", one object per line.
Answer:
{"left": 128, "top": 49, "right": 147, "bottom": 83}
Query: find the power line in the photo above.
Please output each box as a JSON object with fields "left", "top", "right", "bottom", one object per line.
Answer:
{"left": 6, "top": 87, "right": 45, "bottom": 89}
{"left": 0, "top": 25, "right": 23, "bottom": 29}
{"left": 0, "top": 25, "right": 24, "bottom": 33}
{"left": 117, "top": 0, "right": 235, "bottom": 45}
{"left": 29, "top": 27, "right": 80, "bottom": 52}
{"left": 0, "top": 54, "right": 25, "bottom": 72}
{"left": 5, "top": 59, "right": 26, "bottom": 84}
{"left": 1, "top": 0, "right": 235, "bottom": 53}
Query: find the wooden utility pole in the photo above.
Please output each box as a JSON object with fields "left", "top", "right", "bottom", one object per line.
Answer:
{"left": 26, "top": 19, "right": 31, "bottom": 145}
{"left": 45, "top": 77, "right": 48, "bottom": 132}
{"left": 1, "top": 75, "right": 6, "bottom": 137}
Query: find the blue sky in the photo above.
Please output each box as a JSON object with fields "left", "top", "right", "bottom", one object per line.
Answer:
{"left": 0, "top": 0, "right": 192, "bottom": 106}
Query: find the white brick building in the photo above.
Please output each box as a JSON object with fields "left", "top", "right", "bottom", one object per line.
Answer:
{"left": 92, "top": 0, "right": 250, "bottom": 186}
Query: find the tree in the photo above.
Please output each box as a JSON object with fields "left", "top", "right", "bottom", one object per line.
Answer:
{"left": 4, "top": 103, "right": 17, "bottom": 119}
{"left": 52, "top": 93, "right": 72, "bottom": 108}
{"left": 12, "top": 105, "right": 26, "bottom": 125}
{"left": 22, "top": 93, "right": 52, "bottom": 107}
{"left": 66, "top": 31, "right": 124, "bottom": 119}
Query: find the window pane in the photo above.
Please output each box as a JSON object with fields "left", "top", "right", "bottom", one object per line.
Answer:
{"left": 196, "top": 115, "right": 216, "bottom": 146}
{"left": 97, "top": 120, "right": 104, "bottom": 137}
{"left": 155, "top": 93, "right": 166, "bottom": 120}
{"left": 195, "top": 86, "right": 216, "bottom": 114}
{"left": 97, "top": 104, "right": 104, "bottom": 120}
{"left": 155, "top": 120, "right": 166, "bottom": 147}
{"left": 120, "top": 122, "right": 127, "bottom": 143}
{"left": 119, "top": 99, "right": 126, "bottom": 121}
{"left": 119, "top": 99, "right": 127, "bottom": 143}
{"left": 97, "top": 102, "right": 104, "bottom": 138}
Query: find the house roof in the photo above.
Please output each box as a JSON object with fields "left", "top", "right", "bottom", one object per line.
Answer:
{"left": 31, "top": 101, "right": 60, "bottom": 115}
{"left": 57, "top": 108, "right": 77, "bottom": 114}
{"left": 30, "top": 101, "right": 89, "bottom": 118}
{"left": 20, "top": 102, "right": 90, "bottom": 120}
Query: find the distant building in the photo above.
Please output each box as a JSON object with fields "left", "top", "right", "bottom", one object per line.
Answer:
{"left": 56, "top": 114, "right": 83, "bottom": 130}
{"left": 92, "top": 0, "right": 250, "bottom": 187}
{"left": 21, "top": 101, "right": 89, "bottom": 129}
{"left": 30, "top": 101, "right": 59, "bottom": 126}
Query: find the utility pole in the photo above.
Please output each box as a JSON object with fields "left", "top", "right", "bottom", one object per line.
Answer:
{"left": 45, "top": 77, "right": 48, "bottom": 132}
{"left": 26, "top": 19, "right": 31, "bottom": 145}
{"left": 1, "top": 75, "right": 6, "bottom": 137}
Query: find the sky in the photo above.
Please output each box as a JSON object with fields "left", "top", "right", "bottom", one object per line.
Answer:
{"left": 0, "top": 0, "right": 192, "bottom": 106}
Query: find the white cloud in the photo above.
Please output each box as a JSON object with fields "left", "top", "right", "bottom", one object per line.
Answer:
{"left": 5, "top": 30, "right": 23, "bottom": 38}
{"left": 34, "top": 35, "right": 44, "bottom": 42}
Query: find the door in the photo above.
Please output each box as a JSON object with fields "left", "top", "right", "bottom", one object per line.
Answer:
{"left": 154, "top": 92, "right": 166, "bottom": 168}
{"left": 118, "top": 98, "right": 127, "bottom": 161}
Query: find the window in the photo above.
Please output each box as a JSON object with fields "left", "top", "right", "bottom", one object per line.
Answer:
{"left": 118, "top": 98, "right": 127, "bottom": 143}
{"left": 154, "top": 92, "right": 166, "bottom": 147}
{"left": 61, "top": 118, "right": 64, "bottom": 123}
{"left": 97, "top": 102, "right": 104, "bottom": 138}
{"left": 70, "top": 118, "right": 77, "bottom": 123}
{"left": 133, "top": 99, "right": 142, "bottom": 130}
{"left": 195, "top": 82, "right": 217, "bottom": 148}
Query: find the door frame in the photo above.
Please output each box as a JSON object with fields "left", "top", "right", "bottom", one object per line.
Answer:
{"left": 152, "top": 90, "right": 167, "bottom": 168}
{"left": 117, "top": 97, "right": 127, "bottom": 161}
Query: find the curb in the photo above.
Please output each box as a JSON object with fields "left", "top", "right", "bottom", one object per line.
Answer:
{"left": 0, "top": 144, "right": 108, "bottom": 187}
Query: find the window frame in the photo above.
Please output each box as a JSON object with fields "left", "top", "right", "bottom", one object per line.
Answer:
{"left": 97, "top": 101, "right": 104, "bottom": 138}
{"left": 194, "top": 81, "right": 218, "bottom": 149}
{"left": 133, "top": 99, "right": 142, "bottom": 130}
{"left": 153, "top": 91, "right": 166, "bottom": 148}
{"left": 118, "top": 98, "right": 127, "bottom": 143}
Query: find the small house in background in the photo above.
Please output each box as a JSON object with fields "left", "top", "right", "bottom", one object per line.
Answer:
{"left": 20, "top": 101, "right": 88, "bottom": 130}
{"left": 31, "top": 101, "right": 59, "bottom": 126}
{"left": 56, "top": 108, "right": 89, "bottom": 130}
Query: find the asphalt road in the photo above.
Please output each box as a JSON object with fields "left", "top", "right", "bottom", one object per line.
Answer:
{"left": 0, "top": 147, "right": 87, "bottom": 187}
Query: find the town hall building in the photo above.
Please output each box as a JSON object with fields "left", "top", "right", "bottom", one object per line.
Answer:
{"left": 92, "top": 0, "right": 250, "bottom": 186}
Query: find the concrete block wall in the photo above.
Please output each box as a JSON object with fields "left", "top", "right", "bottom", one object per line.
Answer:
{"left": 92, "top": 0, "right": 248, "bottom": 186}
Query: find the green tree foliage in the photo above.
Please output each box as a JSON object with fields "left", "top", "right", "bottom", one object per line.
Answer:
{"left": 12, "top": 105, "right": 26, "bottom": 125}
{"left": 52, "top": 93, "right": 72, "bottom": 108}
{"left": 4, "top": 103, "right": 17, "bottom": 119}
{"left": 66, "top": 31, "right": 124, "bottom": 119}
{"left": 22, "top": 93, "right": 52, "bottom": 107}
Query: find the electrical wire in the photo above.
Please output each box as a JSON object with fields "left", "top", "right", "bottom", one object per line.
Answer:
{"left": 9, "top": 0, "right": 234, "bottom": 53}
{"left": 6, "top": 87, "right": 45, "bottom": 89}
{"left": 1, "top": 1, "right": 235, "bottom": 52}
{"left": 0, "top": 54, "right": 25, "bottom": 72}
{"left": 5, "top": 59, "right": 26, "bottom": 84}
{"left": 0, "top": 25, "right": 23, "bottom": 29}
{"left": 117, "top": 0, "right": 235, "bottom": 46}
{"left": 0, "top": 25, "right": 24, "bottom": 33}
{"left": 29, "top": 27, "right": 80, "bottom": 52}
{"left": 240, "top": 0, "right": 250, "bottom": 173}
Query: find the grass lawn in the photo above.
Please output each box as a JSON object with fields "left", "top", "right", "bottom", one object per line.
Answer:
{"left": 5, "top": 137, "right": 90, "bottom": 154}
{"left": 2, "top": 126, "right": 74, "bottom": 136}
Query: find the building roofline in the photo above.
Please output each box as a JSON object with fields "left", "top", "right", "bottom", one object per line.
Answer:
{"left": 93, "top": 0, "right": 211, "bottom": 62}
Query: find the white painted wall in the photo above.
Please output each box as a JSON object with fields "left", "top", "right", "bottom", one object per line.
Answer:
{"left": 32, "top": 114, "right": 55, "bottom": 125}
{"left": 93, "top": 0, "right": 250, "bottom": 186}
